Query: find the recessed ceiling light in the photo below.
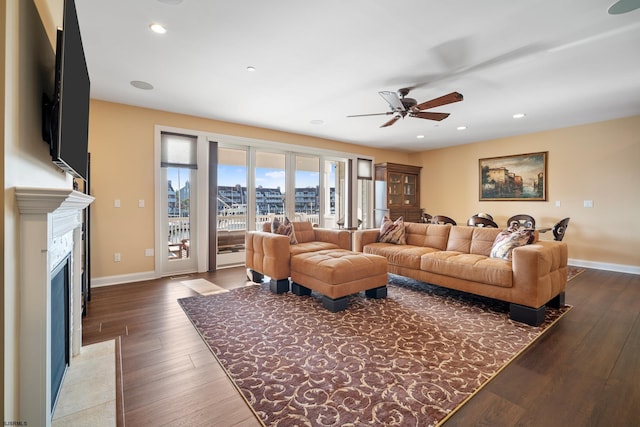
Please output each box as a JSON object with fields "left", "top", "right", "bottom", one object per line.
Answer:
{"left": 513, "top": 113, "right": 526, "bottom": 119}
{"left": 416, "top": 135, "right": 425, "bottom": 139}
{"left": 246, "top": 66, "right": 256, "bottom": 72}
{"left": 130, "top": 80, "right": 154, "bottom": 90}
{"left": 149, "top": 23, "right": 167, "bottom": 34}
{"left": 457, "top": 126, "right": 467, "bottom": 130}
{"left": 310, "top": 119, "right": 324, "bottom": 125}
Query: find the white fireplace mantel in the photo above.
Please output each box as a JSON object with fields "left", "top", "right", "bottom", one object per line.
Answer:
{"left": 16, "top": 187, "right": 94, "bottom": 427}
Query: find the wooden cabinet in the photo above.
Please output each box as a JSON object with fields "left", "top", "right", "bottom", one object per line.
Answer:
{"left": 374, "top": 162, "right": 422, "bottom": 226}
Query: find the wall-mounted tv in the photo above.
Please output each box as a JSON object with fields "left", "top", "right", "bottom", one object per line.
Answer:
{"left": 42, "top": 0, "right": 90, "bottom": 181}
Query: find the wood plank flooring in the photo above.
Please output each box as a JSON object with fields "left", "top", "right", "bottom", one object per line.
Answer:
{"left": 83, "top": 267, "right": 640, "bottom": 426}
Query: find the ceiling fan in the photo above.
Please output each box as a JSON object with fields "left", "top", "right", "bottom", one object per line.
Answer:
{"left": 347, "top": 88, "right": 463, "bottom": 128}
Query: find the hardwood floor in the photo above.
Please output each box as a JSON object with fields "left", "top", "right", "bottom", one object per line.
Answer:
{"left": 83, "top": 267, "right": 640, "bottom": 426}
{"left": 83, "top": 269, "right": 262, "bottom": 426}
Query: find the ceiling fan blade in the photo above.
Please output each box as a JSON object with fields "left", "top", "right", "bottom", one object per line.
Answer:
{"left": 608, "top": 0, "right": 640, "bottom": 16}
{"left": 347, "top": 112, "right": 394, "bottom": 118}
{"left": 412, "top": 111, "right": 450, "bottom": 121}
{"left": 380, "top": 115, "right": 401, "bottom": 128}
{"left": 413, "top": 92, "right": 463, "bottom": 111}
{"left": 378, "top": 91, "right": 405, "bottom": 112}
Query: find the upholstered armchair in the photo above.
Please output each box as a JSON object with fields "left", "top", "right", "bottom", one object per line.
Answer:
{"left": 245, "top": 221, "right": 350, "bottom": 292}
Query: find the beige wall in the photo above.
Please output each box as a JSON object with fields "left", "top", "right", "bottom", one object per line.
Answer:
{"left": 88, "top": 100, "right": 411, "bottom": 279}
{"left": 4, "top": 0, "right": 70, "bottom": 419}
{"left": 90, "top": 102, "right": 640, "bottom": 281}
{"left": 418, "top": 115, "right": 640, "bottom": 270}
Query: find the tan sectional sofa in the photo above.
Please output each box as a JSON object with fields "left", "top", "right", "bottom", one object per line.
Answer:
{"left": 245, "top": 221, "right": 351, "bottom": 292}
{"left": 354, "top": 222, "right": 568, "bottom": 326}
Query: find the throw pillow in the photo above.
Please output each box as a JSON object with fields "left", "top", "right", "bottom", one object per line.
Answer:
{"left": 377, "top": 216, "right": 406, "bottom": 245}
{"left": 490, "top": 225, "right": 533, "bottom": 260}
{"left": 271, "top": 217, "right": 298, "bottom": 244}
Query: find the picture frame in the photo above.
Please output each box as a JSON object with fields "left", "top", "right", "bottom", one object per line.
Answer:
{"left": 479, "top": 151, "right": 547, "bottom": 201}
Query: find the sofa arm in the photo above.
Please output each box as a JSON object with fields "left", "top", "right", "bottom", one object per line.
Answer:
{"left": 353, "top": 229, "right": 380, "bottom": 252}
{"left": 245, "top": 231, "right": 291, "bottom": 280}
{"left": 313, "top": 228, "right": 351, "bottom": 250}
{"left": 511, "top": 240, "right": 568, "bottom": 307}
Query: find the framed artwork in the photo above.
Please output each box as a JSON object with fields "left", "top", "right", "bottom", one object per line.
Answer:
{"left": 479, "top": 151, "right": 547, "bottom": 201}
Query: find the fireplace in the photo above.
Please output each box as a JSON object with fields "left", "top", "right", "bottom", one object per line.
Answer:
{"left": 16, "top": 187, "right": 94, "bottom": 427}
{"left": 50, "top": 254, "right": 71, "bottom": 409}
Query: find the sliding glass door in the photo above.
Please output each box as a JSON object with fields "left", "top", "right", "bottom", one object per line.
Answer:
{"left": 323, "top": 159, "right": 347, "bottom": 229}
{"left": 294, "top": 155, "right": 320, "bottom": 225}
{"left": 157, "top": 128, "right": 374, "bottom": 273}
{"left": 254, "top": 150, "right": 286, "bottom": 231}
{"left": 216, "top": 147, "right": 248, "bottom": 268}
{"left": 160, "top": 132, "right": 197, "bottom": 275}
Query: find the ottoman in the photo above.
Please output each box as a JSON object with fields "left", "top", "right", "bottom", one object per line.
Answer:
{"left": 290, "top": 249, "right": 388, "bottom": 312}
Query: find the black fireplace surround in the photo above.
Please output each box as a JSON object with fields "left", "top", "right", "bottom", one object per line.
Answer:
{"left": 51, "top": 254, "right": 70, "bottom": 409}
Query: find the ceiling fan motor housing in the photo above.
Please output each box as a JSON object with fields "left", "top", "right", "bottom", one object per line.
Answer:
{"left": 401, "top": 97, "right": 417, "bottom": 110}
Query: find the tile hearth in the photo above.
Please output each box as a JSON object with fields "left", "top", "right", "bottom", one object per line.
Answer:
{"left": 52, "top": 340, "right": 117, "bottom": 426}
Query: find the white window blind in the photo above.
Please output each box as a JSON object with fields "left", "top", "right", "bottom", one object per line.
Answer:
{"left": 357, "top": 158, "right": 373, "bottom": 180}
{"left": 161, "top": 132, "right": 197, "bottom": 168}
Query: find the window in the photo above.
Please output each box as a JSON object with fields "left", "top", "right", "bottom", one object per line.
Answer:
{"left": 160, "top": 132, "right": 198, "bottom": 274}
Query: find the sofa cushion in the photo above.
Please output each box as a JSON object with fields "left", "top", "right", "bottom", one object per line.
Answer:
{"left": 271, "top": 217, "right": 298, "bottom": 244}
{"left": 471, "top": 227, "right": 503, "bottom": 256}
{"left": 446, "top": 227, "right": 474, "bottom": 253}
{"left": 421, "top": 251, "right": 513, "bottom": 288}
{"left": 404, "top": 223, "right": 451, "bottom": 250}
{"left": 378, "top": 216, "right": 406, "bottom": 245}
{"left": 292, "top": 221, "right": 315, "bottom": 244}
{"left": 290, "top": 241, "right": 341, "bottom": 256}
{"left": 364, "top": 243, "right": 438, "bottom": 269}
{"left": 444, "top": 226, "right": 505, "bottom": 256}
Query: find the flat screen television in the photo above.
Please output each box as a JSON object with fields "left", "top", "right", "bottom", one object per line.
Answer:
{"left": 42, "top": 0, "right": 90, "bottom": 181}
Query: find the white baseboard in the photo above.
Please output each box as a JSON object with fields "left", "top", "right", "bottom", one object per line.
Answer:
{"left": 568, "top": 258, "right": 640, "bottom": 275}
{"left": 91, "top": 271, "right": 158, "bottom": 287}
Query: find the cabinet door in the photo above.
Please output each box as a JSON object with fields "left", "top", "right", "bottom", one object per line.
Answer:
{"left": 388, "top": 172, "right": 403, "bottom": 205}
{"left": 403, "top": 174, "right": 417, "bottom": 206}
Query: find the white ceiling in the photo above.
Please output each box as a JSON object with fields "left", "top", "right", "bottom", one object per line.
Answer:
{"left": 75, "top": 0, "right": 640, "bottom": 152}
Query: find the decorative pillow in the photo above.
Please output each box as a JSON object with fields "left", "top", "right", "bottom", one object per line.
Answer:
{"left": 490, "top": 224, "right": 534, "bottom": 260}
{"left": 508, "top": 221, "right": 536, "bottom": 244}
{"left": 271, "top": 217, "right": 298, "bottom": 244}
{"left": 377, "top": 216, "right": 406, "bottom": 245}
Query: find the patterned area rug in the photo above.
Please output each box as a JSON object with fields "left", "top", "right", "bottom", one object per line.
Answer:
{"left": 567, "top": 266, "right": 586, "bottom": 282}
{"left": 179, "top": 276, "right": 571, "bottom": 427}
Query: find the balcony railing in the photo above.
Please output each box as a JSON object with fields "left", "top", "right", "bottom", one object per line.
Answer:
{"left": 169, "top": 212, "right": 333, "bottom": 247}
{"left": 218, "top": 213, "right": 321, "bottom": 232}
{"left": 168, "top": 217, "right": 190, "bottom": 243}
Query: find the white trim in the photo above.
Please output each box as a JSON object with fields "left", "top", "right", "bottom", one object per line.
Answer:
{"left": 569, "top": 258, "right": 640, "bottom": 275}
{"left": 196, "top": 134, "right": 209, "bottom": 272}
{"left": 91, "top": 271, "right": 158, "bottom": 287}
{"left": 154, "top": 129, "right": 201, "bottom": 276}
{"left": 15, "top": 187, "right": 94, "bottom": 427}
